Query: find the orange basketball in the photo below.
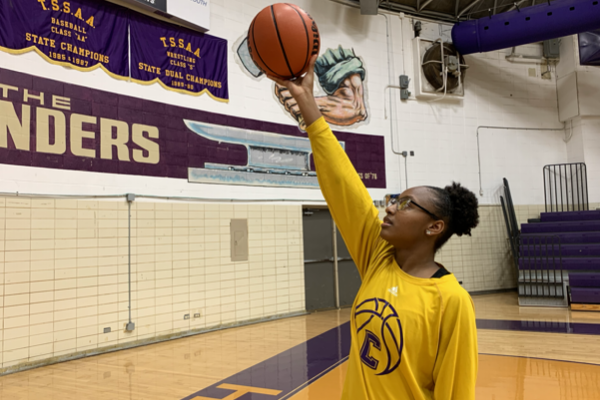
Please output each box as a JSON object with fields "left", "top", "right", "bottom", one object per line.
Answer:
{"left": 247, "top": 3, "right": 320, "bottom": 80}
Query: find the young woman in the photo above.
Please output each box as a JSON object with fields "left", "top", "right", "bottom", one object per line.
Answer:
{"left": 270, "top": 55, "right": 480, "bottom": 400}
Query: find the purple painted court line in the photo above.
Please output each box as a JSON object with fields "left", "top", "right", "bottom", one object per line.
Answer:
{"left": 477, "top": 319, "right": 600, "bottom": 335}
{"left": 180, "top": 317, "right": 600, "bottom": 399}
{"left": 181, "top": 322, "right": 352, "bottom": 400}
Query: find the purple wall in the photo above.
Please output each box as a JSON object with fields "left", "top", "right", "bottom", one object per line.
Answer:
{"left": 0, "top": 67, "right": 386, "bottom": 188}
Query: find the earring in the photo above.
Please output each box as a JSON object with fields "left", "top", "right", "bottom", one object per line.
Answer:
{"left": 426, "top": 230, "right": 431, "bottom": 235}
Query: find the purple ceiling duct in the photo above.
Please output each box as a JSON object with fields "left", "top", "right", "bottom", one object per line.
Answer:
{"left": 579, "top": 30, "right": 600, "bottom": 65}
{"left": 452, "top": 0, "right": 600, "bottom": 55}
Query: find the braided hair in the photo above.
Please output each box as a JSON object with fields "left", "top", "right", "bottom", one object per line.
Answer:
{"left": 426, "top": 182, "right": 479, "bottom": 251}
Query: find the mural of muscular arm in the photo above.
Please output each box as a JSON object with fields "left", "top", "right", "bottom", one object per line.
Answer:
{"left": 316, "top": 73, "right": 367, "bottom": 126}
{"left": 275, "top": 74, "right": 366, "bottom": 129}
{"left": 274, "top": 46, "right": 368, "bottom": 130}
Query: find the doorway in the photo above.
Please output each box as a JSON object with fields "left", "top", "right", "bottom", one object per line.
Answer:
{"left": 302, "top": 208, "right": 362, "bottom": 311}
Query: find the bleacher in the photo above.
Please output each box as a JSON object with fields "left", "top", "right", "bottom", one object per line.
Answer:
{"left": 519, "top": 210, "right": 600, "bottom": 309}
{"left": 502, "top": 163, "right": 600, "bottom": 309}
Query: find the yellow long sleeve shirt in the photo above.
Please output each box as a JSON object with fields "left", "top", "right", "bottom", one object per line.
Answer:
{"left": 306, "top": 117, "right": 478, "bottom": 400}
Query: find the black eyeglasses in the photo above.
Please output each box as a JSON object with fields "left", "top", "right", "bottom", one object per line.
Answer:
{"left": 385, "top": 194, "right": 441, "bottom": 221}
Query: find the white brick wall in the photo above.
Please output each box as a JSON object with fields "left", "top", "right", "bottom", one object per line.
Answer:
{"left": 0, "top": 197, "right": 305, "bottom": 370}
{"left": 581, "top": 117, "right": 600, "bottom": 202}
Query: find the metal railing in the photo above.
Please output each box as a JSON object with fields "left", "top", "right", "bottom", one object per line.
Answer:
{"left": 500, "top": 178, "right": 520, "bottom": 266}
{"left": 544, "top": 163, "right": 588, "bottom": 212}
{"left": 501, "top": 178, "right": 564, "bottom": 298}
{"left": 518, "top": 235, "right": 564, "bottom": 298}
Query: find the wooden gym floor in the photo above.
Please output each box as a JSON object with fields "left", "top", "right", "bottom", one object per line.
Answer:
{"left": 1, "top": 292, "right": 600, "bottom": 399}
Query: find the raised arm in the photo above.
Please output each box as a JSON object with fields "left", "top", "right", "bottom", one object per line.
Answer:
{"left": 269, "top": 57, "right": 381, "bottom": 277}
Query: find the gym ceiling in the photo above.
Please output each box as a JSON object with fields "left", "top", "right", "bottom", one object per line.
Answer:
{"left": 355, "top": 0, "right": 543, "bottom": 22}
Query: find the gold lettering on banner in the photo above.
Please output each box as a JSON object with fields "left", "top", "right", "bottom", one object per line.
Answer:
{"left": 58, "top": 42, "right": 109, "bottom": 65}
{"left": 48, "top": 51, "right": 67, "bottom": 61}
{"left": 0, "top": 84, "right": 19, "bottom": 99}
{"left": 170, "top": 59, "right": 187, "bottom": 68}
{"left": 138, "top": 63, "right": 161, "bottom": 75}
{"left": 156, "top": 34, "right": 226, "bottom": 94}
{"left": 36, "top": 107, "right": 67, "bottom": 155}
{"left": 132, "top": 124, "right": 160, "bottom": 164}
{"left": 192, "top": 383, "right": 282, "bottom": 400}
{"left": 48, "top": 15, "right": 91, "bottom": 46}
{"left": 73, "top": 6, "right": 82, "bottom": 18}
{"left": 166, "top": 52, "right": 195, "bottom": 64}
{"left": 159, "top": 37, "right": 200, "bottom": 58}
{"left": 25, "top": 33, "right": 56, "bottom": 49}
{"left": 185, "top": 75, "right": 223, "bottom": 89}
{"left": 0, "top": 85, "right": 162, "bottom": 164}
{"left": 50, "top": 17, "right": 87, "bottom": 35}
{"left": 165, "top": 70, "right": 184, "bottom": 79}
{"left": 0, "top": 101, "right": 31, "bottom": 150}
{"left": 70, "top": 113, "right": 96, "bottom": 158}
{"left": 51, "top": 26, "right": 72, "bottom": 38}
{"left": 38, "top": 1, "right": 94, "bottom": 28}
{"left": 24, "top": 89, "right": 45, "bottom": 106}
{"left": 166, "top": 52, "right": 196, "bottom": 70}
{"left": 100, "top": 118, "right": 130, "bottom": 161}
{"left": 52, "top": 95, "right": 71, "bottom": 110}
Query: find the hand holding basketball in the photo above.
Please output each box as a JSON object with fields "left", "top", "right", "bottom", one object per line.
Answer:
{"left": 247, "top": 3, "right": 320, "bottom": 81}
{"left": 270, "top": 54, "right": 317, "bottom": 100}
{"left": 248, "top": 4, "right": 322, "bottom": 127}
{"left": 274, "top": 83, "right": 304, "bottom": 127}
{"left": 270, "top": 55, "right": 322, "bottom": 128}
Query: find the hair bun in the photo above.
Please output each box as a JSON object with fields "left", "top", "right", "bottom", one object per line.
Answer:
{"left": 444, "top": 182, "right": 479, "bottom": 237}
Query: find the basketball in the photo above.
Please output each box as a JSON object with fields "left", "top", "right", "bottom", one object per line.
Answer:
{"left": 247, "top": 3, "right": 320, "bottom": 80}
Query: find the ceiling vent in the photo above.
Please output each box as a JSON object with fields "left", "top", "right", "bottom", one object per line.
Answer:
{"left": 360, "top": 0, "right": 380, "bottom": 15}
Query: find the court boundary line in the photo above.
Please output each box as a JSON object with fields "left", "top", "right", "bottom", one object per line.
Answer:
{"left": 278, "top": 356, "right": 350, "bottom": 400}
{"left": 180, "top": 322, "right": 352, "bottom": 400}
{"left": 478, "top": 352, "right": 600, "bottom": 367}
{"left": 476, "top": 318, "right": 600, "bottom": 335}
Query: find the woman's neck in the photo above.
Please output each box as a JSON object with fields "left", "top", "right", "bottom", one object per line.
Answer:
{"left": 395, "top": 246, "right": 439, "bottom": 278}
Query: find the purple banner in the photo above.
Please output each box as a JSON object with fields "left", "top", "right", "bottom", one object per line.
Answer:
{"left": 0, "top": 67, "right": 384, "bottom": 189}
{"left": 0, "top": 0, "right": 129, "bottom": 79}
{"left": 130, "top": 13, "right": 228, "bottom": 101}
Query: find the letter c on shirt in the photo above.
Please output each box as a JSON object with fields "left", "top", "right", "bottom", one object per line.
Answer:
{"left": 360, "top": 330, "right": 381, "bottom": 370}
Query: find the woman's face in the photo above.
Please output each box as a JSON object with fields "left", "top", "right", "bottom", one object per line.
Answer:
{"left": 380, "top": 186, "right": 442, "bottom": 249}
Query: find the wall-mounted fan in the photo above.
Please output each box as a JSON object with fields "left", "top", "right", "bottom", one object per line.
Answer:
{"left": 422, "top": 42, "right": 467, "bottom": 92}
{"left": 413, "top": 37, "right": 468, "bottom": 100}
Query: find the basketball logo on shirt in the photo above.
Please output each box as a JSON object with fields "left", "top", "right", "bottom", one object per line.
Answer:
{"left": 355, "top": 298, "right": 403, "bottom": 375}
